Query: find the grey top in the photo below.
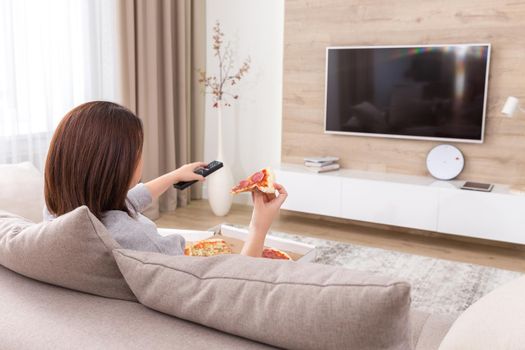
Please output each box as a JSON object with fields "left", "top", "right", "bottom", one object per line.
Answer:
{"left": 44, "top": 183, "right": 185, "bottom": 256}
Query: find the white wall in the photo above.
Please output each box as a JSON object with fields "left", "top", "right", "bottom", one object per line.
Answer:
{"left": 203, "top": 0, "right": 284, "bottom": 204}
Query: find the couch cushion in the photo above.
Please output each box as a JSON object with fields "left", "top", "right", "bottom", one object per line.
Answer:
{"left": 0, "top": 264, "right": 272, "bottom": 350}
{"left": 0, "top": 206, "right": 136, "bottom": 301}
{"left": 0, "top": 162, "right": 44, "bottom": 222}
{"left": 113, "top": 249, "right": 413, "bottom": 350}
{"left": 439, "top": 275, "right": 525, "bottom": 350}
{"left": 411, "top": 310, "right": 456, "bottom": 350}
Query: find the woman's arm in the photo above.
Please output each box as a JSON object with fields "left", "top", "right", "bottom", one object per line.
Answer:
{"left": 145, "top": 162, "right": 207, "bottom": 201}
{"left": 241, "top": 184, "right": 288, "bottom": 257}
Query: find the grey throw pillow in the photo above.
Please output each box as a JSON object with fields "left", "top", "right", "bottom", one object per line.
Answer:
{"left": 114, "top": 249, "right": 413, "bottom": 350}
{"left": 0, "top": 206, "right": 136, "bottom": 301}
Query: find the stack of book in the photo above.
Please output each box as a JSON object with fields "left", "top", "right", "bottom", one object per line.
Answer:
{"left": 303, "top": 156, "right": 340, "bottom": 173}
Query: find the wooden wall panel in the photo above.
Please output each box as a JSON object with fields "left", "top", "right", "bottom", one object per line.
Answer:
{"left": 283, "top": 0, "right": 525, "bottom": 185}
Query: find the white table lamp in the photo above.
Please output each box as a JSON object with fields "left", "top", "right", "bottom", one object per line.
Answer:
{"left": 501, "top": 96, "right": 524, "bottom": 117}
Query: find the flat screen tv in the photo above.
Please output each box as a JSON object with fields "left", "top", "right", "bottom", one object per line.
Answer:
{"left": 325, "top": 44, "right": 491, "bottom": 143}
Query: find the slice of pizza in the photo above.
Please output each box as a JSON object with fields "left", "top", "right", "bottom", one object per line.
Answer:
{"left": 231, "top": 168, "right": 275, "bottom": 194}
{"left": 184, "top": 238, "right": 232, "bottom": 257}
{"left": 262, "top": 247, "right": 292, "bottom": 260}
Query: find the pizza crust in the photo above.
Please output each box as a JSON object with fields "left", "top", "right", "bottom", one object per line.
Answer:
{"left": 256, "top": 169, "right": 276, "bottom": 193}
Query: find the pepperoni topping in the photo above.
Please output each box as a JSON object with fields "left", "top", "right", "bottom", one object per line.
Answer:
{"left": 232, "top": 169, "right": 270, "bottom": 193}
{"left": 251, "top": 171, "right": 264, "bottom": 183}
{"left": 232, "top": 179, "right": 253, "bottom": 192}
{"left": 262, "top": 248, "right": 292, "bottom": 260}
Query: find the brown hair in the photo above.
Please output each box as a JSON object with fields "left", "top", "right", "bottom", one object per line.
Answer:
{"left": 44, "top": 101, "right": 143, "bottom": 220}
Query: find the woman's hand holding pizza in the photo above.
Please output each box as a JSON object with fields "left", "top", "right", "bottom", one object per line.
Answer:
{"left": 240, "top": 183, "right": 287, "bottom": 257}
{"left": 249, "top": 183, "right": 288, "bottom": 234}
{"left": 233, "top": 168, "right": 288, "bottom": 257}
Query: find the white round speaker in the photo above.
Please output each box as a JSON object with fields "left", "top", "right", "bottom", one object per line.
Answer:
{"left": 426, "top": 144, "right": 464, "bottom": 180}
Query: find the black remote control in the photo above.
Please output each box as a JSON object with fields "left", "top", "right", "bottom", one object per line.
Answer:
{"left": 173, "top": 161, "right": 224, "bottom": 190}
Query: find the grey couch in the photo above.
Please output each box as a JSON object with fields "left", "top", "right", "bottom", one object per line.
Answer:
{"left": 0, "top": 162, "right": 459, "bottom": 349}
{"left": 0, "top": 264, "right": 455, "bottom": 349}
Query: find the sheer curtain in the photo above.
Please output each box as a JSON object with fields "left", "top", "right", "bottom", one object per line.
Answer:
{"left": 0, "top": 0, "right": 120, "bottom": 170}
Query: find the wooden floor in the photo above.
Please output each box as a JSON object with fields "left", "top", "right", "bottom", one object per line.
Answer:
{"left": 156, "top": 199, "right": 525, "bottom": 273}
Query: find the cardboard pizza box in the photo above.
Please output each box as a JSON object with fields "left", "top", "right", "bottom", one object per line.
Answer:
{"left": 212, "top": 224, "right": 317, "bottom": 262}
{"left": 157, "top": 227, "right": 212, "bottom": 241}
{"left": 157, "top": 224, "right": 316, "bottom": 263}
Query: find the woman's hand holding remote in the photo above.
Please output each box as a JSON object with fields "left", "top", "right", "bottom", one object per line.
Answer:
{"left": 145, "top": 161, "right": 207, "bottom": 200}
{"left": 171, "top": 162, "right": 208, "bottom": 183}
{"left": 241, "top": 183, "right": 288, "bottom": 257}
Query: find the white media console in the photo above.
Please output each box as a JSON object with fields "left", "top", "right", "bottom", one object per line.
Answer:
{"left": 275, "top": 163, "right": 525, "bottom": 245}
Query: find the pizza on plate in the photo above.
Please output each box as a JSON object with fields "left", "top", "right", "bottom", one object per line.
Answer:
{"left": 231, "top": 168, "right": 275, "bottom": 194}
{"left": 262, "top": 247, "right": 292, "bottom": 260}
{"left": 184, "top": 238, "right": 232, "bottom": 257}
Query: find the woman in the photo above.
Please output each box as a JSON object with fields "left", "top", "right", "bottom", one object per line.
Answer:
{"left": 44, "top": 101, "right": 287, "bottom": 257}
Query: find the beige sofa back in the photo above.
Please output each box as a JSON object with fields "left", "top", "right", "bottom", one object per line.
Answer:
{"left": 0, "top": 162, "right": 45, "bottom": 222}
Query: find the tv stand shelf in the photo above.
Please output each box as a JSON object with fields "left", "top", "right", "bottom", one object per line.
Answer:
{"left": 275, "top": 163, "right": 525, "bottom": 245}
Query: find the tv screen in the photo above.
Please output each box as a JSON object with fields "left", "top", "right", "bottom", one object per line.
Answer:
{"left": 325, "top": 44, "right": 491, "bottom": 143}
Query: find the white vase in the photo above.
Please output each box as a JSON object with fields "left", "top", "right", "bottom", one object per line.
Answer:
{"left": 207, "top": 103, "right": 234, "bottom": 216}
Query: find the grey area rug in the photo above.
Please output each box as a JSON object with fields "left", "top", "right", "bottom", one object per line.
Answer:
{"left": 269, "top": 230, "right": 522, "bottom": 316}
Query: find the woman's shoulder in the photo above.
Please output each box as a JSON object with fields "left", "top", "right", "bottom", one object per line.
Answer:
{"left": 126, "top": 183, "right": 153, "bottom": 214}
{"left": 102, "top": 210, "right": 156, "bottom": 240}
{"left": 102, "top": 209, "right": 142, "bottom": 225}
{"left": 102, "top": 210, "right": 185, "bottom": 256}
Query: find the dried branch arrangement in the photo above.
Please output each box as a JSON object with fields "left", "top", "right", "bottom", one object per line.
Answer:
{"left": 198, "top": 21, "right": 251, "bottom": 108}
